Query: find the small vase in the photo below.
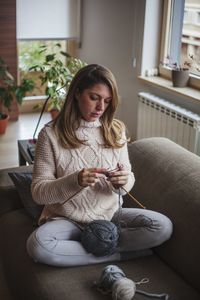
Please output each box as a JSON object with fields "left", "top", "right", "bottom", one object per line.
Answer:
{"left": 0, "top": 114, "right": 9, "bottom": 134}
{"left": 50, "top": 109, "right": 60, "bottom": 119}
{"left": 171, "top": 69, "right": 189, "bottom": 87}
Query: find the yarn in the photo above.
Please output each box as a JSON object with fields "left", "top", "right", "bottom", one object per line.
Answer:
{"left": 96, "top": 265, "right": 135, "bottom": 300}
{"left": 81, "top": 220, "right": 120, "bottom": 256}
{"left": 97, "top": 265, "right": 126, "bottom": 292}
{"left": 112, "top": 278, "right": 136, "bottom": 300}
{"left": 136, "top": 290, "right": 169, "bottom": 299}
{"left": 96, "top": 265, "right": 169, "bottom": 300}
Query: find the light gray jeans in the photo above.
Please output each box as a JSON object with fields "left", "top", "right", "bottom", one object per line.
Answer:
{"left": 26, "top": 208, "right": 173, "bottom": 267}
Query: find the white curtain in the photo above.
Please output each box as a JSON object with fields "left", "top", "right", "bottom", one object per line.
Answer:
{"left": 16, "top": 0, "right": 80, "bottom": 40}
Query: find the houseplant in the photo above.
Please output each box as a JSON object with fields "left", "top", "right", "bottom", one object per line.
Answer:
{"left": 18, "top": 41, "right": 50, "bottom": 96}
{"left": 161, "top": 54, "right": 200, "bottom": 87}
{"left": 29, "top": 43, "right": 87, "bottom": 118}
{"left": 0, "top": 57, "right": 34, "bottom": 134}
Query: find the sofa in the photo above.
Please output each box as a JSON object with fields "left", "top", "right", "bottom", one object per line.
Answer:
{"left": 0, "top": 137, "right": 200, "bottom": 300}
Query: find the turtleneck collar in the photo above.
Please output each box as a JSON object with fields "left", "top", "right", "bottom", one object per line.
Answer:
{"left": 79, "top": 118, "right": 102, "bottom": 128}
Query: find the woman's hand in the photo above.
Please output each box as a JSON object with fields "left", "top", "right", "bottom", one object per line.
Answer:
{"left": 107, "top": 165, "right": 129, "bottom": 189}
{"left": 78, "top": 168, "right": 107, "bottom": 187}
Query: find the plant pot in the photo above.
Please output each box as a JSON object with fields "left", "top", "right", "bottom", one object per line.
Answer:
{"left": 50, "top": 109, "right": 60, "bottom": 120}
{"left": 171, "top": 69, "right": 189, "bottom": 87}
{"left": 0, "top": 114, "right": 9, "bottom": 134}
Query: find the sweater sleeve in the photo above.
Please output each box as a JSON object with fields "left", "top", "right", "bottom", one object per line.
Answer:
{"left": 31, "top": 126, "right": 83, "bottom": 205}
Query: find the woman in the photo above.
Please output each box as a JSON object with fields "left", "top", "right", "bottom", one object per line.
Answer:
{"left": 27, "top": 64, "right": 172, "bottom": 267}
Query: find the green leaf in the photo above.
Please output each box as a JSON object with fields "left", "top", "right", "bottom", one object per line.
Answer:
{"left": 60, "top": 51, "right": 71, "bottom": 58}
{"left": 29, "top": 65, "right": 39, "bottom": 71}
{"left": 46, "top": 54, "right": 56, "bottom": 62}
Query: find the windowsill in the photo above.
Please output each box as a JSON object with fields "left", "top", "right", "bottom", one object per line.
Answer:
{"left": 23, "top": 95, "right": 47, "bottom": 101}
{"left": 19, "top": 95, "right": 47, "bottom": 114}
{"left": 138, "top": 75, "right": 200, "bottom": 104}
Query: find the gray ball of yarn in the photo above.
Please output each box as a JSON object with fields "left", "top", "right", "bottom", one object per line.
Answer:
{"left": 96, "top": 265, "right": 136, "bottom": 300}
{"left": 95, "top": 265, "right": 169, "bottom": 300}
{"left": 96, "top": 265, "right": 169, "bottom": 300}
{"left": 97, "top": 265, "right": 126, "bottom": 292}
{"left": 81, "top": 220, "right": 120, "bottom": 256}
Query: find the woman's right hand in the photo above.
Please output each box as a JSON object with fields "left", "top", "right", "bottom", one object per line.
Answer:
{"left": 78, "top": 168, "right": 107, "bottom": 187}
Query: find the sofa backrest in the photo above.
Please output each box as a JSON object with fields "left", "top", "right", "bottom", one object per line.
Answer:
{"left": 126, "top": 137, "right": 200, "bottom": 292}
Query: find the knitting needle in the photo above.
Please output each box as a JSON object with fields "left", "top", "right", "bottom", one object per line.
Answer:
{"left": 106, "top": 165, "right": 146, "bottom": 209}
{"left": 121, "top": 187, "right": 146, "bottom": 209}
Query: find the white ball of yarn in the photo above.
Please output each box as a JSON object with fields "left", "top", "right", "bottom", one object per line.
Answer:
{"left": 112, "top": 277, "right": 136, "bottom": 300}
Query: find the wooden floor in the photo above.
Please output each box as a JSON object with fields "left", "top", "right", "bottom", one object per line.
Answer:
{"left": 0, "top": 112, "right": 51, "bottom": 169}
{"left": 0, "top": 112, "right": 51, "bottom": 300}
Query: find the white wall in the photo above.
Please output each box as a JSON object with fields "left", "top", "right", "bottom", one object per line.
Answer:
{"left": 78, "top": 0, "right": 146, "bottom": 139}
{"left": 78, "top": 0, "right": 200, "bottom": 139}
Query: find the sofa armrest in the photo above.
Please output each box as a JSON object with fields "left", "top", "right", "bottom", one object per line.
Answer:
{"left": 0, "top": 165, "right": 33, "bottom": 216}
{"left": 126, "top": 137, "right": 200, "bottom": 291}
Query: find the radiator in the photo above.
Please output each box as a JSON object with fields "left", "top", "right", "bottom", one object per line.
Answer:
{"left": 137, "top": 92, "right": 200, "bottom": 155}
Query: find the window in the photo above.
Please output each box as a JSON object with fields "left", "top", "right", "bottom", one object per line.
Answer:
{"left": 16, "top": 0, "right": 80, "bottom": 112}
{"left": 18, "top": 40, "right": 70, "bottom": 97}
{"left": 160, "top": 0, "right": 200, "bottom": 88}
{"left": 17, "top": 39, "right": 77, "bottom": 113}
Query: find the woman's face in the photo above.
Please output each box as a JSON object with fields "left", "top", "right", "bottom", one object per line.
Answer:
{"left": 76, "top": 83, "right": 112, "bottom": 122}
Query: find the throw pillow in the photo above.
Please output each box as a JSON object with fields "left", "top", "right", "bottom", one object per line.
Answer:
{"left": 8, "top": 172, "right": 43, "bottom": 222}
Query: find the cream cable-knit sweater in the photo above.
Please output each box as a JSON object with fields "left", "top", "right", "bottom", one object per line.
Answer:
{"left": 31, "top": 119, "right": 135, "bottom": 225}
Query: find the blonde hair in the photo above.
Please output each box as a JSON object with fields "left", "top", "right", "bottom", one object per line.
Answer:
{"left": 53, "top": 64, "right": 127, "bottom": 148}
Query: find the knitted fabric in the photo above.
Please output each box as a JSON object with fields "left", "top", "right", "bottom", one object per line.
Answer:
{"left": 31, "top": 119, "right": 135, "bottom": 225}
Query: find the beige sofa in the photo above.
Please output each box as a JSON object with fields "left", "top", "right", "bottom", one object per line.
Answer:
{"left": 0, "top": 137, "right": 200, "bottom": 300}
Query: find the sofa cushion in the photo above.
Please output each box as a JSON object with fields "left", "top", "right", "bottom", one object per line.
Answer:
{"left": 0, "top": 209, "right": 199, "bottom": 300}
{"left": 0, "top": 165, "right": 33, "bottom": 216}
{"left": 8, "top": 172, "right": 43, "bottom": 222}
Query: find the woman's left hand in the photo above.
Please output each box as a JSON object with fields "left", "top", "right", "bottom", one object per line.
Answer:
{"left": 107, "top": 168, "right": 130, "bottom": 189}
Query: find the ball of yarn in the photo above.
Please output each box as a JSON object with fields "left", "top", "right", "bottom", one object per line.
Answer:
{"left": 81, "top": 220, "right": 120, "bottom": 256}
{"left": 97, "top": 265, "right": 126, "bottom": 292}
{"left": 96, "top": 265, "right": 169, "bottom": 300}
{"left": 112, "top": 277, "right": 136, "bottom": 300}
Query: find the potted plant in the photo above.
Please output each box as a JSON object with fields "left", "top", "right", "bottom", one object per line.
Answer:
{"left": 0, "top": 57, "right": 35, "bottom": 134}
{"left": 161, "top": 55, "right": 200, "bottom": 87}
{"left": 29, "top": 43, "right": 87, "bottom": 118}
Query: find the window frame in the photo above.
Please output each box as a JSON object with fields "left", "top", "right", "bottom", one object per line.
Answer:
{"left": 159, "top": 0, "right": 200, "bottom": 90}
